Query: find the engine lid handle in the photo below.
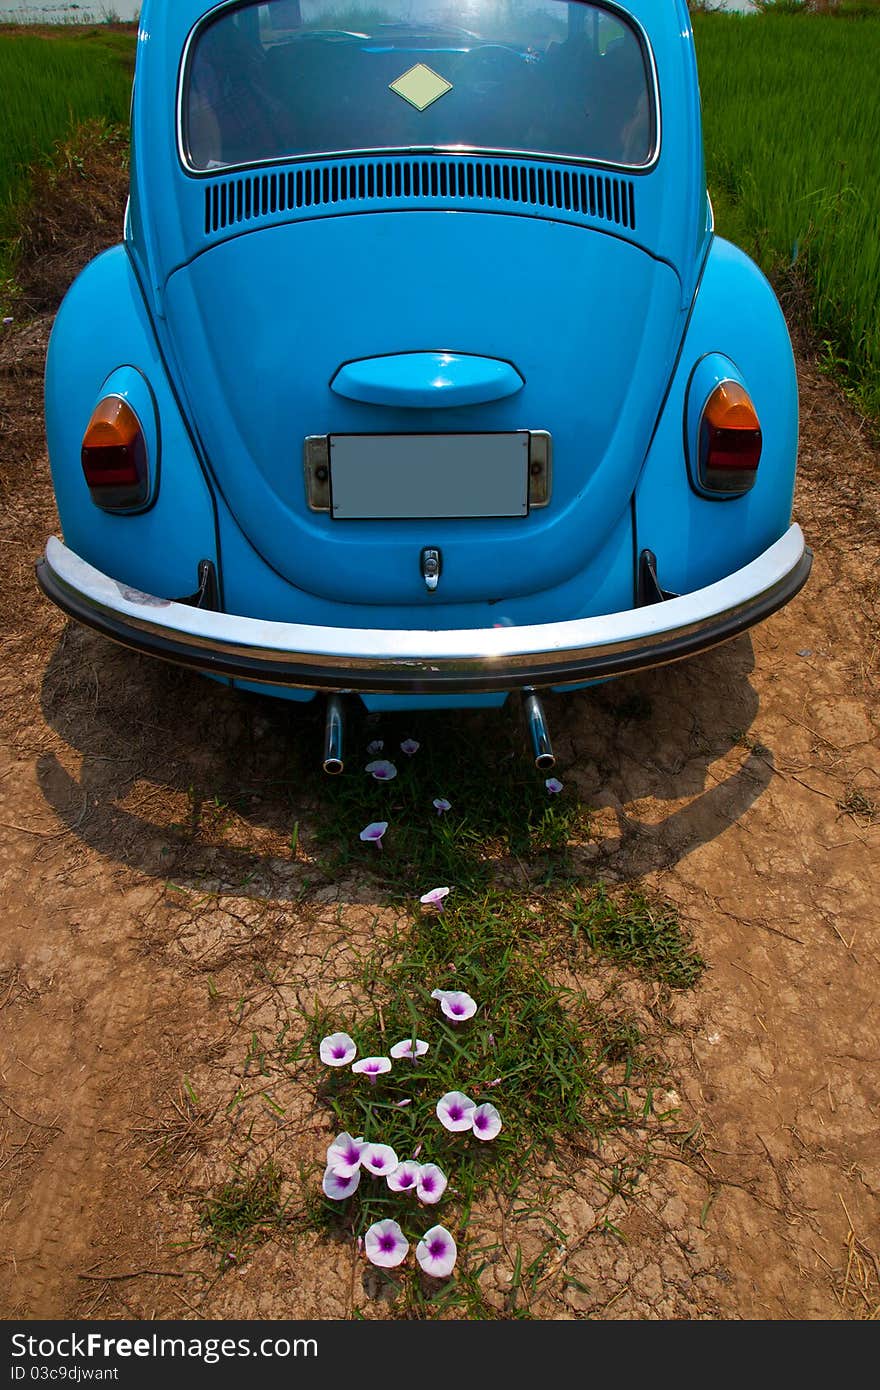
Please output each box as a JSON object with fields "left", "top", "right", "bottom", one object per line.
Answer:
{"left": 330, "top": 352, "right": 524, "bottom": 408}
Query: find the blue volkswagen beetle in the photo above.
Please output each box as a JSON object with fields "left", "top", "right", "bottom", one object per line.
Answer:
{"left": 37, "top": 0, "right": 810, "bottom": 772}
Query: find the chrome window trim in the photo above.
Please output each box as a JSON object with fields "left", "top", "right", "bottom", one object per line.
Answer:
{"left": 175, "top": 0, "right": 662, "bottom": 179}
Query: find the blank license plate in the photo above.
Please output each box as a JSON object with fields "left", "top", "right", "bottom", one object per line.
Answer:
{"left": 328, "top": 433, "right": 529, "bottom": 520}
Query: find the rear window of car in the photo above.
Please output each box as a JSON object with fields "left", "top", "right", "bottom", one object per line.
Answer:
{"left": 183, "top": 0, "right": 656, "bottom": 172}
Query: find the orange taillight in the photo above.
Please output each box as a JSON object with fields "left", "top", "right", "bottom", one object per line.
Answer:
{"left": 699, "top": 381, "right": 762, "bottom": 494}
{"left": 81, "top": 397, "right": 149, "bottom": 509}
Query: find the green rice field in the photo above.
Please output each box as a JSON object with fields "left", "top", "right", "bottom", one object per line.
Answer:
{"left": 694, "top": 11, "right": 880, "bottom": 420}
{"left": 0, "top": 26, "right": 135, "bottom": 284}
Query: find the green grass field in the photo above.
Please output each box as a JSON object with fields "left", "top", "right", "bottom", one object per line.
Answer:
{"left": 694, "top": 11, "right": 880, "bottom": 420}
{"left": 0, "top": 26, "right": 135, "bottom": 287}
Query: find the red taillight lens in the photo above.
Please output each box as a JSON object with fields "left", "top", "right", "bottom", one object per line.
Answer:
{"left": 699, "top": 382, "right": 762, "bottom": 495}
{"left": 81, "top": 397, "right": 149, "bottom": 509}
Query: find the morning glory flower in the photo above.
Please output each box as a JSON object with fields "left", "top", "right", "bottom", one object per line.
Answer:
{"left": 389, "top": 1037, "right": 429, "bottom": 1060}
{"left": 431, "top": 989, "right": 477, "bottom": 1022}
{"left": 360, "top": 1142, "right": 399, "bottom": 1176}
{"left": 416, "top": 1163, "right": 448, "bottom": 1204}
{"left": 359, "top": 820, "right": 388, "bottom": 850}
{"left": 416, "top": 1224, "right": 457, "bottom": 1278}
{"left": 364, "top": 1219, "right": 409, "bottom": 1269}
{"left": 351, "top": 1056, "right": 392, "bottom": 1084}
{"left": 365, "top": 759, "right": 397, "bottom": 781}
{"left": 387, "top": 1160, "right": 421, "bottom": 1194}
{"left": 319, "top": 1032, "right": 357, "bottom": 1067}
{"left": 366, "top": 739, "right": 384, "bottom": 755}
{"left": 420, "top": 887, "right": 450, "bottom": 912}
{"left": 471, "top": 1102, "right": 503, "bottom": 1141}
{"left": 400, "top": 739, "right": 420, "bottom": 757}
{"left": 545, "top": 777, "right": 563, "bottom": 795}
{"left": 326, "top": 1132, "right": 364, "bottom": 1178}
{"left": 432, "top": 798, "right": 451, "bottom": 814}
{"left": 322, "top": 1164, "right": 361, "bottom": 1201}
{"left": 436, "top": 1091, "right": 476, "bottom": 1132}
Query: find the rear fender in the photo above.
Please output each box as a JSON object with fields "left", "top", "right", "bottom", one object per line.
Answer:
{"left": 635, "top": 237, "right": 798, "bottom": 596}
{"left": 45, "top": 245, "right": 217, "bottom": 600}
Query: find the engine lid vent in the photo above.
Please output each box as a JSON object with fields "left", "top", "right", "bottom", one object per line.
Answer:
{"left": 203, "top": 155, "right": 637, "bottom": 238}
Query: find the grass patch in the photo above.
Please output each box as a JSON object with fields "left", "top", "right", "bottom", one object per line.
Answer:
{"left": 0, "top": 26, "right": 135, "bottom": 298}
{"left": 309, "top": 893, "right": 602, "bottom": 1171}
{"left": 566, "top": 884, "right": 705, "bottom": 989}
{"left": 735, "top": 729, "right": 771, "bottom": 759}
{"left": 293, "top": 878, "right": 696, "bottom": 1306}
{"left": 836, "top": 786, "right": 878, "bottom": 824}
{"left": 694, "top": 11, "right": 880, "bottom": 421}
{"left": 199, "top": 1160, "right": 287, "bottom": 1263}
{"left": 6, "top": 117, "right": 130, "bottom": 315}
{"left": 307, "top": 714, "right": 590, "bottom": 893}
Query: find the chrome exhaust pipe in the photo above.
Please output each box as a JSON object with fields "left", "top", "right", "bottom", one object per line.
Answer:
{"left": 323, "top": 694, "right": 345, "bottom": 775}
{"left": 523, "top": 689, "right": 555, "bottom": 771}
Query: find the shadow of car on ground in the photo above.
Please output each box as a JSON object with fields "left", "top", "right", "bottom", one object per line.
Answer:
{"left": 35, "top": 619, "right": 771, "bottom": 894}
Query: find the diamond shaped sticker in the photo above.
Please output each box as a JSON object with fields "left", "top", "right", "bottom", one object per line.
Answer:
{"left": 389, "top": 63, "right": 453, "bottom": 112}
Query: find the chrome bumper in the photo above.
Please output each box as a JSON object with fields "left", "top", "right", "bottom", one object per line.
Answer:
{"left": 36, "top": 527, "right": 811, "bottom": 694}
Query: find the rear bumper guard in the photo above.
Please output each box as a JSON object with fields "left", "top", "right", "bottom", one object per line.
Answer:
{"left": 36, "top": 526, "right": 811, "bottom": 694}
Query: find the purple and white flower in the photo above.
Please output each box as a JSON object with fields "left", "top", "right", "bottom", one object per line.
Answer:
{"left": 431, "top": 988, "right": 477, "bottom": 1022}
{"left": 351, "top": 1056, "right": 392, "bottom": 1084}
{"left": 387, "top": 1160, "right": 421, "bottom": 1194}
{"left": 471, "top": 1102, "right": 503, "bottom": 1141}
{"left": 326, "top": 1132, "right": 364, "bottom": 1177}
{"left": 400, "top": 738, "right": 420, "bottom": 757}
{"left": 545, "top": 777, "right": 564, "bottom": 795}
{"left": 365, "top": 759, "right": 397, "bottom": 782}
{"left": 319, "top": 1032, "right": 357, "bottom": 1067}
{"left": 420, "top": 887, "right": 450, "bottom": 912}
{"left": 436, "top": 1091, "right": 476, "bottom": 1133}
{"left": 432, "top": 798, "right": 452, "bottom": 815}
{"left": 321, "top": 1164, "right": 361, "bottom": 1200}
{"left": 366, "top": 739, "right": 384, "bottom": 755}
{"left": 359, "top": 820, "right": 388, "bottom": 850}
{"left": 389, "top": 1037, "right": 429, "bottom": 1061}
{"left": 416, "top": 1163, "right": 448, "bottom": 1205}
{"left": 416, "top": 1224, "right": 457, "bottom": 1278}
{"left": 364, "top": 1219, "right": 409, "bottom": 1269}
{"left": 360, "top": 1142, "right": 399, "bottom": 1176}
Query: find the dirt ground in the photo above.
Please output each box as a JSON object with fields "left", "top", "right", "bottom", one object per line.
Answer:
{"left": 1, "top": 256, "right": 878, "bottom": 1319}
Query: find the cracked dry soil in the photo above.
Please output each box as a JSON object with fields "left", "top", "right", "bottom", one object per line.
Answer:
{"left": 1, "top": 300, "right": 878, "bottom": 1321}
